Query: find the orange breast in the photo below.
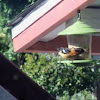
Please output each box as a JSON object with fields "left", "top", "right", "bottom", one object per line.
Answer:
{"left": 68, "top": 48, "right": 77, "bottom": 56}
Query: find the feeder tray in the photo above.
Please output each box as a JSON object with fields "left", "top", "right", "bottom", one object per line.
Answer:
{"left": 58, "top": 60, "right": 93, "bottom": 67}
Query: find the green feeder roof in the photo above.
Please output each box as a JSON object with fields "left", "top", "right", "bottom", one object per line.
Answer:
{"left": 59, "top": 19, "right": 99, "bottom": 35}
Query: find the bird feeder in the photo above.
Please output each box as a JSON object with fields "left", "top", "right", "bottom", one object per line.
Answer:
{"left": 58, "top": 18, "right": 99, "bottom": 66}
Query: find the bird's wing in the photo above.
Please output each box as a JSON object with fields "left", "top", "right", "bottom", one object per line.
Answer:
{"left": 57, "top": 47, "right": 71, "bottom": 54}
{"left": 64, "top": 48, "right": 71, "bottom": 53}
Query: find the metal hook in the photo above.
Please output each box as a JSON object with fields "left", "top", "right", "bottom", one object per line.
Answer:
{"left": 78, "top": 10, "right": 81, "bottom": 20}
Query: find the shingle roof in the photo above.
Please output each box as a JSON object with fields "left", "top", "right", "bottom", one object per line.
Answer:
{"left": 7, "top": 0, "right": 46, "bottom": 27}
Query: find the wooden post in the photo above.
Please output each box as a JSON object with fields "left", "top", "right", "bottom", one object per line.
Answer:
{"left": 97, "top": 80, "right": 100, "bottom": 100}
{"left": 0, "top": 53, "right": 55, "bottom": 100}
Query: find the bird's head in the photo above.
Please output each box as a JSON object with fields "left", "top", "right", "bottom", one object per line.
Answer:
{"left": 75, "top": 48, "right": 85, "bottom": 54}
{"left": 57, "top": 47, "right": 70, "bottom": 54}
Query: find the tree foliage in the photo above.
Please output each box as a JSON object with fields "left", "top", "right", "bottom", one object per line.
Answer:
{"left": 21, "top": 53, "right": 100, "bottom": 99}
{"left": 0, "top": 0, "right": 36, "bottom": 65}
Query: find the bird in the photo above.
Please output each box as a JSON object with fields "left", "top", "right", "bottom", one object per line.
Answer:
{"left": 57, "top": 47, "right": 85, "bottom": 60}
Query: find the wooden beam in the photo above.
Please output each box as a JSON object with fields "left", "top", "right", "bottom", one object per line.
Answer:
{"left": 0, "top": 53, "right": 55, "bottom": 100}
{"left": 15, "top": 36, "right": 100, "bottom": 55}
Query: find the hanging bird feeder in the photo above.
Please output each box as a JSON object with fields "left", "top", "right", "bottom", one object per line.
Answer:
{"left": 58, "top": 12, "right": 100, "bottom": 67}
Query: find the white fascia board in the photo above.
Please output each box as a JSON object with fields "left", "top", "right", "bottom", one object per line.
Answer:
{"left": 12, "top": 0, "right": 62, "bottom": 39}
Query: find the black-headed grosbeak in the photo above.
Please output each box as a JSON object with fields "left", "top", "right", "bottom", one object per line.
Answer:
{"left": 57, "top": 47, "right": 84, "bottom": 59}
